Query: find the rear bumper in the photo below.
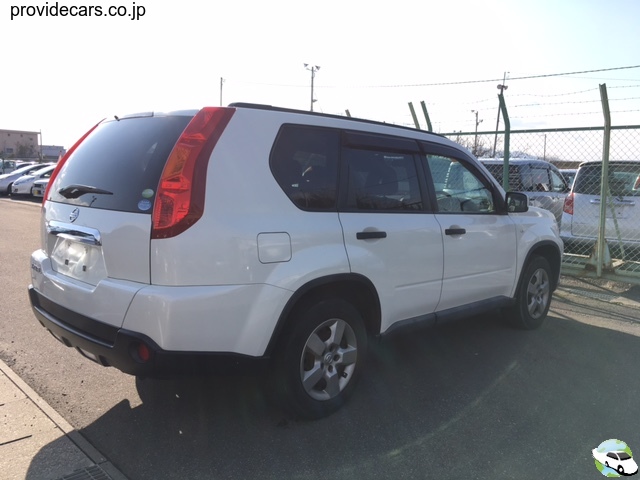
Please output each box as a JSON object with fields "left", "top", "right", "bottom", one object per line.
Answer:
{"left": 29, "top": 286, "right": 269, "bottom": 377}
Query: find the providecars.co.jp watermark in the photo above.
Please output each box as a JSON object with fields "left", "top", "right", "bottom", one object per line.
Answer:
{"left": 10, "top": 2, "right": 146, "bottom": 21}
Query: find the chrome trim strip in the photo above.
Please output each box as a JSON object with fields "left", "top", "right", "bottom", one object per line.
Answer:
{"left": 47, "top": 221, "right": 102, "bottom": 246}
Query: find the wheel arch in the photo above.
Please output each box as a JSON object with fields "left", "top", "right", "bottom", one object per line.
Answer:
{"left": 264, "top": 273, "right": 381, "bottom": 357}
{"left": 520, "top": 240, "right": 562, "bottom": 292}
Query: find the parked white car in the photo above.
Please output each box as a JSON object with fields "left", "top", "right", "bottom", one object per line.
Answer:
{"left": 561, "top": 160, "right": 640, "bottom": 253}
{"left": 592, "top": 448, "right": 638, "bottom": 475}
{"left": 31, "top": 178, "right": 50, "bottom": 198}
{"left": 11, "top": 164, "right": 56, "bottom": 196}
{"left": 0, "top": 163, "right": 49, "bottom": 195}
{"left": 28, "top": 104, "right": 562, "bottom": 419}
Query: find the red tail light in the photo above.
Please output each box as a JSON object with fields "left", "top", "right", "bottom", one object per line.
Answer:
{"left": 42, "top": 120, "right": 105, "bottom": 208}
{"left": 563, "top": 192, "right": 574, "bottom": 215}
{"left": 152, "top": 108, "right": 235, "bottom": 239}
{"left": 634, "top": 175, "right": 640, "bottom": 190}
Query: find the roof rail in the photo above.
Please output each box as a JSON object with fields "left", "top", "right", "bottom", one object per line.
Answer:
{"left": 227, "top": 102, "right": 445, "bottom": 137}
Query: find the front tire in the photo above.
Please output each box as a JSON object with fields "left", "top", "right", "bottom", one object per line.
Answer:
{"left": 271, "top": 298, "right": 367, "bottom": 419}
{"left": 506, "top": 256, "right": 552, "bottom": 330}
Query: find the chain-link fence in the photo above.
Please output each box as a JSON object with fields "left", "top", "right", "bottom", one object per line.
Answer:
{"left": 443, "top": 126, "right": 640, "bottom": 284}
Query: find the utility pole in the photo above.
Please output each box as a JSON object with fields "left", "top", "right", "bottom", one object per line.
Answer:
{"left": 220, "top": 77, "right": 225, "bottom": 107}
{"left": 304, "top": 64, "right": 320, "bottom": 111}
{"left": 471, "top": 110, "right": 483, "bottom": 156}
{"left": 492, "top": 72, "right": 508, "bottom": 157}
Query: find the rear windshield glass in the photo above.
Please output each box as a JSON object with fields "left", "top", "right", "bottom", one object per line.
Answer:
{"left": 48, "top": 115, "right": 192, "bottom": 213}
{"left": 574, "top": 163, "right": 640, "bottom": 196}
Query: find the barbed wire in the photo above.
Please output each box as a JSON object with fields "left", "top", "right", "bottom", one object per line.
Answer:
{"left": 511, "top": 109, "right": 640, "bottom": 119}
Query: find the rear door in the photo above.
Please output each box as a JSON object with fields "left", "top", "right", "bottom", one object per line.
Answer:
{"left": 572, "top": 162, "right": 640, "bottom": 242}
{"left": 338, "top": 132, "right": 443, "bottom": 332}
{"left": 40, "top": 113, "right": 192, "bottom": 327}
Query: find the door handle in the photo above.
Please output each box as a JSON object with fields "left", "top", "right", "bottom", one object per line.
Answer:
{"left": 445, "top": 228, "right": 466, "bottom": 236}
{"left": 356, "top": 231, "right": 387, "bottom": 240}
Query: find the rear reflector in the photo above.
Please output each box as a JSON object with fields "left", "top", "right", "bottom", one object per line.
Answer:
{"left": 152, "top": 107, "right": 235, "bottom": 239}
{"left": 136, "top": 343, "right": 151, "bottom": 363}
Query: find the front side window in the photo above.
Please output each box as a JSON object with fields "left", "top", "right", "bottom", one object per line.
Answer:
{"left": 549, "top": 169, "right": 568, "bottom": 193}
{"left": 425, "top": 155, "right": 495, "bottom": 213}
{"left": 342, "top": 148, "right": 422, "bottom": 212}
{"left": 530, "top": 167, "right": 551, "bottom": 192}
{"left": 270, "top": 125, "right": 340, "bottom": 211}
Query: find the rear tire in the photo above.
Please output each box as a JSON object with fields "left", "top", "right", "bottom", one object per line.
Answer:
{"left": 271, "top": 298, "right": 367, "bottom": 419}
{"left": 506, "top": 256, "right": 552, "bottom": 330}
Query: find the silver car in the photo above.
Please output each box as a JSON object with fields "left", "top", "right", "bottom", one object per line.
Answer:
{"left": 0, "top": 163, "right": 50, "bottom": 195}
{"left": 480, "top": 158, "right": 570, "bottom": 225}
{"left": 560, "top": 160, "right": 640, "bottom": 253}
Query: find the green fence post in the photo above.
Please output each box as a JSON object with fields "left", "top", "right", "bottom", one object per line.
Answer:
{"left": 408, "top": 102, "right": 421, "bottom": 129}
{"left": 596, "top": 84, "right": 609, "bottom": 277}
{"left": 420, "top": 101, "right": 433, "bottom": 132}
{"left": 498, "top": 93, "right": 510, "bottom": 191}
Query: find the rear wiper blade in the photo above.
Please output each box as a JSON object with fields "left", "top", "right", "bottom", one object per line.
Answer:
{"left": 58, "top": 184, "right": 114, "bottom": 199}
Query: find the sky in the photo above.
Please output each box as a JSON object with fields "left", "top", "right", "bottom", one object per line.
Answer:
{"left": 2, "top": 0, "right": 640, "bottom": 150}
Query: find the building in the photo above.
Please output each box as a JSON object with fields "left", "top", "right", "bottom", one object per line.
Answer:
{"left": 0, "top": 129, "right": 39, "bottom": 159}
{"left": 0, "top": 129, "right": 66, "bottom": 161}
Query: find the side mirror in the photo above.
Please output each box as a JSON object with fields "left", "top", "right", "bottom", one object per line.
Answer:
{"left": 506, "top": 192, "right": 528, "bottom": 213}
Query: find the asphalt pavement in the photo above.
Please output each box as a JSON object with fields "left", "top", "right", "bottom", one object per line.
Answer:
{"left": 1, "top": 273, "right": 638, "bottom": 479}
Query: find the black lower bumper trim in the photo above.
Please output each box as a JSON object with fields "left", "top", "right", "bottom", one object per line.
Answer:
{"left": 28, "top": 286, "right": 269, "bottom": 377}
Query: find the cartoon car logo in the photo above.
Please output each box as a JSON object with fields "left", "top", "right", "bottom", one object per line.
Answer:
{"left": 593, "top": 439, "right": 638, "bottom": 477}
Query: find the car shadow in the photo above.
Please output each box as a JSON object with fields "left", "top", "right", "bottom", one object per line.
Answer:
{"left": 27, "top": 307, "right": 640, "bottom": 480}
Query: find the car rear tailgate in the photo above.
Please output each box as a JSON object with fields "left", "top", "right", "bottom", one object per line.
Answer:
{"left": 32, "top": 202, "right": 153, "bottom": 328}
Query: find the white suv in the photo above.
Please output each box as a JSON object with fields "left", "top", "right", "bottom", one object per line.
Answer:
{"left": 29, "top": 104, "right": 562, "bottom": 419}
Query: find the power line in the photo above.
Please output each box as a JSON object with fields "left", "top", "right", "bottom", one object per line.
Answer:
{"left": 223, "top": 65, "right": 640, "bottom": 90}
{"left": 326, "top": 65, "right": 640, "bottom": 89}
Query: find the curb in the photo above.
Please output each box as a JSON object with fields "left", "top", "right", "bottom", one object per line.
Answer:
{"left": 0, "top": 359, "right": 128, "bottom": 480}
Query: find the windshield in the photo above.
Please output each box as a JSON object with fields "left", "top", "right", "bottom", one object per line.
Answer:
{"left": 4, "top": 164, "right": 42, "bottom": 176}
{"left": 574, "top": 162, "right": 640, "bottom": 196}
{"left": 48, "top": 115, "right": 192, "bottom": 213}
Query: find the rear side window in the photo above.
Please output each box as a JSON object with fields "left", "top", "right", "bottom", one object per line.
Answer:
{"left": 48, "top": 115, "right": 192, "bottom": 213}
{"left": 482, "top": 163, "right": 524, "bottom": 191}
{"left": 343, "top": 149, "right": 422, "bottom": 211}
{"left": 270, "top": 125, "right": 340, "bottom": 211}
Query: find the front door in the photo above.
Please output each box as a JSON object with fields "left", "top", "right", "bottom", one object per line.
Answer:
{"left": 422, "top": 153, "right": 517, "bottom": 311}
